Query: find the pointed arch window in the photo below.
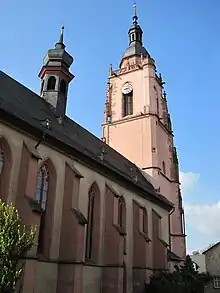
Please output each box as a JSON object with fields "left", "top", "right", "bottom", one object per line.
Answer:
{"left": 123, "top": 92, "right": 133, "bottom": 117}
{"left": 118, "top": 197, "right": 124, "bottom": 227}
{"left": 35, "top": 164, "right": 49, "bottom": 211}
{"left": 60, "top": 79, "right": 67, "bottom": 95}
{"left": 139, "top": 207, "right": 148, "bottom": 235}
{"left": 85, "top": 183, "right": 100, "bottom": 261}
{"left": 35, "top": 160, "right": 56, "bottom": 257}
{"left": 0, "top": 146, "right": 4, "bottom": 175}
{"left": 85, "top": 188, "right": 95, "bottom": 260}
{"left": 47, "top": 76, "right": 56, "bottom": 90}
{"left": 114, "top": 195, "right": 126, "bottom": 231}
{"left": 156, "top": 95, "right": 159, "bottom": 115}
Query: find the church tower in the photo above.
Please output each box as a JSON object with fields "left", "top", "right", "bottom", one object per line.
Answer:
{"left": 102, "top": 5, "right": 186, "bottom": 258}
{"left": 39, "top": 26, "right": 74, "bottom": 118}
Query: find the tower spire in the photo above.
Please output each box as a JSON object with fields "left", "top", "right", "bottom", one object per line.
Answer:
{"left": 56, "top": 26, "right": 65, "bottom": 49}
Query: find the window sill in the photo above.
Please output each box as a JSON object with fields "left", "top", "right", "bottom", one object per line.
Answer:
{"left": 113, "top": 224, "right": 126, "bottom": 236}
{"left": 71, "top": 208, "right": 87, "bottom": 226}
{"left": 159, "top": 238, "right": 169, "bottom": 247}
{"left": 122, "top": 114, "right": 134, "bottom": 119}
{"left": 139, "top": 231, "right": 151, "bottom": 242}
{"left": 25, "top": 195, "right": 43, "bottom": 214}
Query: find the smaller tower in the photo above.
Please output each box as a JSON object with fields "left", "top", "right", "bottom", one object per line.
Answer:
{"left": 38, "top": 26, "right": 74, "bottom": 118}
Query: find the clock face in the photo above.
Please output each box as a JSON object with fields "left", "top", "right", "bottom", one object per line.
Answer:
{"left": 122, "top": 82, "right": 133, "bottom": 94}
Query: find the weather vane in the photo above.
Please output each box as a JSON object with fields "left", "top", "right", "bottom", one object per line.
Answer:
{"left": 133, "top": 1, "right": 137, "bottom": 17}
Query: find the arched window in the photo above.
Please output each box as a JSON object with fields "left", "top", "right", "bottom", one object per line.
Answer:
{"left": 139, "top": 207, "right": 148, "bottom": 235}
{"left": 60, "top": 79, "right": 67, "bottom": 95}
{"left": 36, "top": 164, "right": 49, "bottom": 211}
{"left": 85, "top": 182, "right": 100, "bottom": 261}
{"left": 86, "top": 188, "right": 95, "bottom": 259}
{"left": 123, "top": 92, "right": 133, "bottom": 117}
{"left": 156, "top": 94, "right": 159, "bottom": 115}
{"left": 118, "top": 197, "right": 124, "bottom": 227}
{"left": 35, "top": 160, "right": 56, "bottom": 257}
{"left": 115, "top": 196, "right": 126, "bottom": 230}
{"left": 0, "top": 146, "right": 4, "bottom": 175}
{"left": 162, "top": 161, "right": 166, "bottom": 175}
{"left": 47, "top": 76, "right": 56, "bottom": 90}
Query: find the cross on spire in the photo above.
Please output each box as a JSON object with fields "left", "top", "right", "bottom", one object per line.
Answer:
{"left": 133, "top": 2, "right": 138, "bottom": 24}
{"left": 55, "top": 25, "right": 65, "bottom": 49}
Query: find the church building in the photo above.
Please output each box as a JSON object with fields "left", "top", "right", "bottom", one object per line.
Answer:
{"left": 0, "top": 5, "right": 185, "bottom": 293}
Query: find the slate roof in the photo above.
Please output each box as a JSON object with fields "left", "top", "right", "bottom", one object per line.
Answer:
{"left": 0, "top": 70, "right": 173, "bottom": 209}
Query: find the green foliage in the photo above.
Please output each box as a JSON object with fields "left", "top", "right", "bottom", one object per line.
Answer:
{"left": 145, "top": 255, "right": 211, "bottom": 293}
{"left": 0, "top": 200, "right": 36, "bottom": 293}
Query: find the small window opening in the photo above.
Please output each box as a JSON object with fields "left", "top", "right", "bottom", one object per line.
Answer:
{"left": 118, "top": 199, "right": 124, "bottom": 227}
{"left": 60, "top": 79, "right": 67, "bottom": 95}
{"left": 47, "top": 76, "right": 56, "bottom": 90}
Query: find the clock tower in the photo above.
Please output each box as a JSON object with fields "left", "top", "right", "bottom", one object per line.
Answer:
{"left": 102, "top": 5, "right": 186, "bottom": 259}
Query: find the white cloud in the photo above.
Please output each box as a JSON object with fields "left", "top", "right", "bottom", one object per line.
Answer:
{"left": 185, "top": 201, "right": 220, "bottom": 236}
{"left": 180, "top": 171, "right": 200, "bottom": 193}
{"left": 179, "top": 171, "right": 220, "bottom": 251}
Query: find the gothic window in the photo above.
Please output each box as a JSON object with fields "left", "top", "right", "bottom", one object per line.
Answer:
{"left": 60, "top": 79, "right": 67, "bottom": 95}
{"left": 35, "top": 164, "right": 49, "bottom": 211}
{"left": 156, "top": 95, "right": 159, "bottom": 115}
{"left": 162, "top": 161, "right": 166, "bottom": 175}
{"left": 153, "top": 87, "right": 159, "bottom": 116}
{"left": 115, "top": 196, "right": 126, "bottom": 229}
{"left": 123, "top": 92, "right": 133, "bottom": 117}
{"left": 118, "top": 197, "right": 124, "bottom": 227}
{"left": 139, "top": 207, "right": 148, "bottom": 235}
{"left": 36, "top": 160, "right": 56, "bottom": 257}
{"left": 47, "top": 76, "right": 56, "bottom": 90}
{"left": 85, "top": 188, "right": 95, "bottom": 260}
{"left": 0, "top": 146, "right": 4, "bottom": 175}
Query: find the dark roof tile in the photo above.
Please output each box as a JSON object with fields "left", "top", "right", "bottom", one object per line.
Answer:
{"left": 0, "top": 70, "right": 173, "bottom": 209}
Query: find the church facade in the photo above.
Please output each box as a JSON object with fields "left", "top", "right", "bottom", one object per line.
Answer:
{"left": 0, "top": 6, "right": 185, "bottom": 293}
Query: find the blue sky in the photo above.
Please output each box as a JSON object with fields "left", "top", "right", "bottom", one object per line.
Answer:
{"left": 1, "top": 0, "right": 220, "bottom": 253}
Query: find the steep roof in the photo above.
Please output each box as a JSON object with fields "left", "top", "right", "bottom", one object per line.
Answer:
{"left": 0, "top": 70, "right": 173, "bottom": 210}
